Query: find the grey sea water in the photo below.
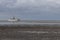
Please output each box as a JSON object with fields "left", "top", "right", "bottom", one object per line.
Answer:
{"left": 0, "top": 21, "right": 60, "bottom": 25}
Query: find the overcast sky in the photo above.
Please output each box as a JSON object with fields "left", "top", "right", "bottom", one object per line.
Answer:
{"left": 0, "top": 0, "right": 60, "bottom": 20}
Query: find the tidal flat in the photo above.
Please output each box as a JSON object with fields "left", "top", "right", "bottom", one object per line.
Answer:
{"left": 0, "top": 25, "right": 60, "bottom": 40}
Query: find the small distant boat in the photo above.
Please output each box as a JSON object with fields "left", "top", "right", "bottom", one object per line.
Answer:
{"left": 8, "top": 17, "right": 20, "bottom": 22}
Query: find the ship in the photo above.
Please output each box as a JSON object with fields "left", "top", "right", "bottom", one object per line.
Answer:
{"left": 8, "top": 17, "right": 20, "bottom": 22}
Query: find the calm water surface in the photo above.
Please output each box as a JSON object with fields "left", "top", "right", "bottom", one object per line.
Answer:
{"left": 0, "top": 22, "right": 60, "bottom": 25}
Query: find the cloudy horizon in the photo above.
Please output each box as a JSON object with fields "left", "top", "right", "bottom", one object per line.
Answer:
{"left": 0, "top": 0, "right": 60, "bottom": 20}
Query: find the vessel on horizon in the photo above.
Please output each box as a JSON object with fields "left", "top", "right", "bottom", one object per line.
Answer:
{"left": 8, "top": 17, "right": 20, "bottom": 22}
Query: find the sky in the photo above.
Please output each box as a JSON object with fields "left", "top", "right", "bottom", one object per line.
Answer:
{"left": 0, "top": 0, "right": 60, "bottom": 20}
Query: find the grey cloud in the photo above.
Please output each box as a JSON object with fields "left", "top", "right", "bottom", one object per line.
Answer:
{"left": 0, "top": 0, "right": 60, "bottom": 20}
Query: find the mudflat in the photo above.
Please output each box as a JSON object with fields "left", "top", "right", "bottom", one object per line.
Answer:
{"left": 0, "top": 25, "right": 60, "bottom": 40}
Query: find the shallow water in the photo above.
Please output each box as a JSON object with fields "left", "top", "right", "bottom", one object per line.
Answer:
{"left": 0, "top": 21, "right": 60, "bottom": 25}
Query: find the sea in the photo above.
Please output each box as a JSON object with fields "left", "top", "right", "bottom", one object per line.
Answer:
{"left": 0, "top": 21, "right": 60, "bottom": 25}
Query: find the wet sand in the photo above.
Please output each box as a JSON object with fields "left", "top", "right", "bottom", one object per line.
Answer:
{"left": 0, "top": 25, "right": 60, "bottom": 40}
